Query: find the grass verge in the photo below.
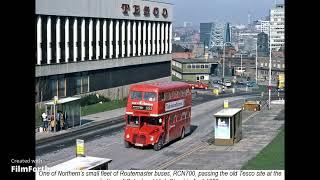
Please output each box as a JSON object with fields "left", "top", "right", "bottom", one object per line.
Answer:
{"left": 81, "top": 99, "right": 127, "bottom": 116}
{"left": 242, "top": 126, "right": 284, "bottom": 170}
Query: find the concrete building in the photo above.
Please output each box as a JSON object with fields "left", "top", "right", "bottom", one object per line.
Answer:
{"left": 35, "top": 0, "right": 173, "bottom": 102}
{"left": 260, "top": 20, "right": 270, "bottom": 35}
{"left": 257, "top": 32, "right": 269, "bottom": 57}
{"left": 200, "top": 23, "right": 213, "bottom": 47}
{"left": 171, "top": 58, "right": 218, "bottom": 83}
{"left": 270, "top": 4, "right": 285, "bottom": 51}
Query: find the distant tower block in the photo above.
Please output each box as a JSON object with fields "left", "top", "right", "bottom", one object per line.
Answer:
{"left": 248, "top": 12, "right": 251, "bottom": 25}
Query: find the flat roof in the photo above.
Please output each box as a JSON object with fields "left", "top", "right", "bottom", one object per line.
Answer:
{"left": 214, "top": 108, "right": 242, "bottom": 117}
{"left": 50, "top": 156, "right": 112, "bottom": 170}
{"left": 45, "top": 97, "right": 81, "bottom": 105}
{"left": 173, "top": 58, "right": 218, "bottom": 64}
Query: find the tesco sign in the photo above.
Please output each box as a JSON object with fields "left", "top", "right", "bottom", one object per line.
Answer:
{"left": 121, "top": 4, "right": 168, "bottom": 18}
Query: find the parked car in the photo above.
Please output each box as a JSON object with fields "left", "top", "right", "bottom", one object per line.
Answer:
{"left": 188, "top": 82, "right": 209, "bottom": 90}
{"left": 224, "top": 81, "right": 232, "bottom": 87}
{"left": 247, "top": 81, "right": 257, "bottom": 87}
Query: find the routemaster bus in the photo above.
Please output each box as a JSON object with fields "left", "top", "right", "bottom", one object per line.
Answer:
{"left": 123, "top": 82, "right": 192, "bottom": 151}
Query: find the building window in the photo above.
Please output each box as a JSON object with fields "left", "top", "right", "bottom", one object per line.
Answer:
{"left": 76, "top": 76, "right": 81, "bottom": 94}
{"left": 75, "top": 74, "right": 89, "bottom": 94}
{"left": 201, "top": 65, "right": 204, "bottom": 69}
{"left": 82, "top": 76, "right": 89, "bottom": 93}
{"left": 58, "top": 77, "right": 66, "bottom": 97}
{"left": 49, "top": 79, "right": 57, "bottom": 98}
{"left": 196, "top": 64, "right": 200, "bottom": 69}
{"left": 187, "top": 65, "right": 191, "bottom": 69}
{"left": 205, "top": 65, "right": 209, "bottom": 68}
{"left": 192, "top": 64, "right": 196, "bottom": 69}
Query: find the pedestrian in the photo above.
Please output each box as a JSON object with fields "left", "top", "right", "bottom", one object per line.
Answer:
{"left": 56, "top": 111, "right": 61, "bottom": 131}
{"left": 60, "top": 113, "right": 65, "bottom": 130}
{"left": 50, "top": 114, "right": 55, "bottom": 132}
{"left": 41, "top": 112, "right": 48, "bottom": 132}
{"left": 64, "top": 112, "right": 69, "bottom": 129}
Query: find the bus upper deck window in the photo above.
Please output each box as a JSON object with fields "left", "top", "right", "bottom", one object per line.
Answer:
{"left": 130, "top": 91, "right": 142, "bottom": 100}
{"left": 159, "top": 92, "right": 164, "bottom": 101}
{"left": 144, "top": 92, "right": 157, "bottom": 101}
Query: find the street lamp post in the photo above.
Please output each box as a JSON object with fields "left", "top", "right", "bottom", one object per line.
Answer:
{"left": 268, "top": 25, "right": 272, "bottom": 110}
{"left": 240, "top": 54, "right": 243, "bottom": 76}
{"left": 223, "top": 42, "right": 232, "bottom": 82}
{"left": 256, "top": 41, "right": 258, "bottom": 84}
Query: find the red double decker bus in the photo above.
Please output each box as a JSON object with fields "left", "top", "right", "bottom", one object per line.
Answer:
{"left": 123, "top": 82, "right": 192, "bottom": 151}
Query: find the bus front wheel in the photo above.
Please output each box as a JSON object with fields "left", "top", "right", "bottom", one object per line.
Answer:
{"left": 153, "top": 136, "right": 163, "bottom": 151}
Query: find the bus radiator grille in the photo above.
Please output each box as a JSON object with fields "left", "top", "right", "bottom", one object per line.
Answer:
{"left": 133, "top": 134, "right": 146, "bottom": 144}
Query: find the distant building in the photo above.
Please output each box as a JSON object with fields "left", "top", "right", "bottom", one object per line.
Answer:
{"left": 184, "top": 21, "right": 193, "bottom": 27}
{"left": 172, "top": 44, "right": 193, "bottom": 59}
{"left": 270, "top": 4, "right": 285, "bottom": 51}
{"left": 247, "top": 57, "right": 285, "bottom": 85}
{"left": 260, "top": 21, "right": 270, "bottom": 35}
{"left": 257, "top": 32, "right": 269, "bottom": 57}
{"left": 171, "top": 58, "right": 218, "bottom": 83}
{"left": 200, "top": 23, "right": 213, "bottom": 46}
{"left": 200, "top": 22, "right": 231, "bottom": 49}
{"left": 224, "top": 22, "right": 232, "bottom": 43}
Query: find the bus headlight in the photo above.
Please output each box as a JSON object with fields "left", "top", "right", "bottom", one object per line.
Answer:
{"left": 150, "top": 136, "right": 154, "bottom": 141}
{"left": 126, "top": 134, "right": 130, "bottom": 139}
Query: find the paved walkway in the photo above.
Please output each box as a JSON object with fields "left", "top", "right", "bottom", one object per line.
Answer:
{"left": 36, "top": 107, "right": 126, "bottom": 141}
{"left": 163, "top": 103, "right": 284, "bottom": 170}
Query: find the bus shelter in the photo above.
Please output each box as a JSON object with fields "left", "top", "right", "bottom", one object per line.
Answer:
{"left": 45, "top": 97, "right": 81, "bottom": 131}
{"left": 213, "top": 108, "right": 242, "bottom": 146}
{"left": 50, "top": 156, "right": 112, "bottom": 170}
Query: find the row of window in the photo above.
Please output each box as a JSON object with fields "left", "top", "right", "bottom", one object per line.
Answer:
{"left": 41, "top": 74, "right": 89, "bottom": 100}
{"left": 260, "top": 70, "right": 282, "bottom": 76}
{"left": 171, "top": 70, "right": 182, "bottom": 79}
{"left": 186, "top": 64, "right": 209, "bottom": 69}
{"left": 171, "top": 61, "right": 182, "bottom": 68}
{"left": 169, "top": 110, "right": 190, "bottom": 124}
{"left": 130, "top": 89, "right": 191, "bottom": 102}
{"left": 273, "top": 39, "right": 285, "bottom": 42}
{"left": 260, "top": 63, "right": 285, "bottom": 69}
{"left": 36, "top": 15, "right": 172, "bottom": 65}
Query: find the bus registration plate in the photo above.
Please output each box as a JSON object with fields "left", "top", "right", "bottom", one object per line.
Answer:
{"left": 135, "top": 143, "right": 143, "bottom": 147}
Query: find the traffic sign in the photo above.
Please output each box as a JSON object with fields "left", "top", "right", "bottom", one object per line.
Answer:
{"left": 224, "top": 100, "right": 229, "bottom": 108}
{"left": 76, "top": 139, "right": 85, "bottom": 157}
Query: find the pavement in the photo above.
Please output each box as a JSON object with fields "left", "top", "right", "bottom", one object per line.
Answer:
{"left": 36, "top": 108, "right": 126, "bottom": 141}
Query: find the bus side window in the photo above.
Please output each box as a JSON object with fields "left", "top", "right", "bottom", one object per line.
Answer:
{"left": 159, "top": 92, "right": 164, "bottom": 101}
{"left": 169, "top": 115, "right": 174, "bottom": 124}
{"left": 127, "top": 115, "right": 131, "bottom": 124}
{"left": 182, "top": 89, "right": 186, "bottom": 97}
{"left": 182, "top": 112, "right": 186, "bottom": 119}
{"left": 170, "top": 91, "right": 174, "bottom": 99}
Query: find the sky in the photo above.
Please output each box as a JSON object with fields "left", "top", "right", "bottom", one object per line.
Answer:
{"left": 166, "top": 0, "right": 285, "bottom": 26}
